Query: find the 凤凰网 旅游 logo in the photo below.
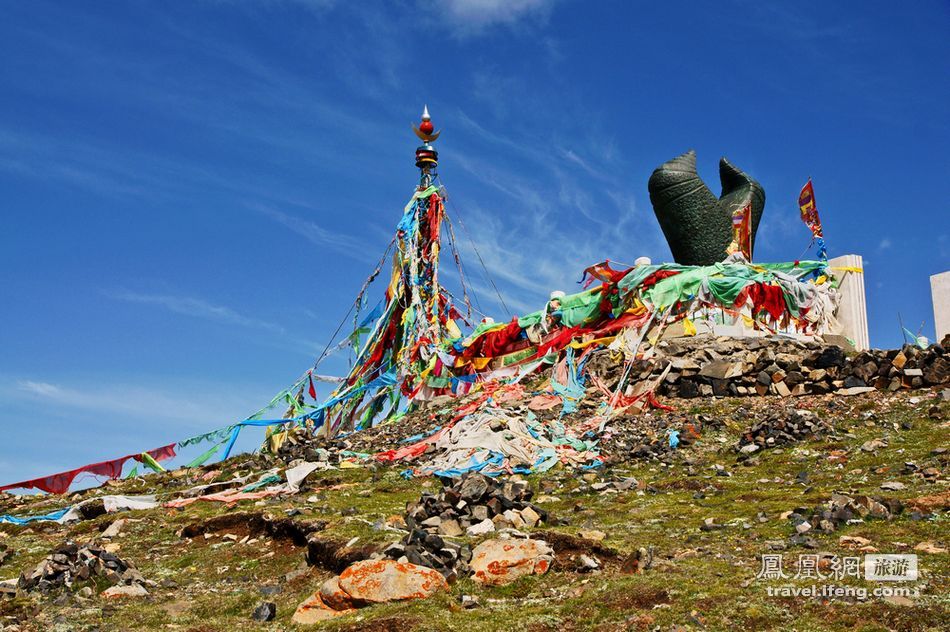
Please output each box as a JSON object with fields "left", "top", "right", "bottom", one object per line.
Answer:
{"left": 864, "top": 554, "right": 918, "bottom": 581}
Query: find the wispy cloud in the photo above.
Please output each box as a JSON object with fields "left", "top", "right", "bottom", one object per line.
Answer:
{"left": 434, "top": 0, "right": 559, "bottom": 35}
{"left": 878, "top": 238, "right": 892, "bottom": 251}
{"left": 437, "top": 103, "right": 672, "bottom": 320}
{"left": 0, "top": 373, "right": 290, "bottom": 484}
{"left": 0, "top": 126, "right": 340, "bottom": 209}
{"left": 105, "top": 289, "right": 341, "bottom": 361}
{"left": 442, "top": 179, "right": 659, "bottom": 315}
{"left": 8, "top": 378, "right": 251, "bottom": 427}
{"left": 106, "top": 290, "right": 285, "bottom": 333}
{"left": 250, "top": 204, "right": 370, "bottom": 260}
{"left": 270, "top": 0, "right": 338, "bottom": 12}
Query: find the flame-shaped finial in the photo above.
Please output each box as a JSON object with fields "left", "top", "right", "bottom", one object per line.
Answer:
{"left": 413, "top": 105, "right": 440, "bottom": 143}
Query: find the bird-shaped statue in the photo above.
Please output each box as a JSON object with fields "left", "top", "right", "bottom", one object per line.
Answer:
{"left": 648, "top": 150, "right": 765, "bottom": 266}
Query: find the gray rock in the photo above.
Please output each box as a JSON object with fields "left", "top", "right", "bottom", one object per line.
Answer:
{"left": 466, "top": 519, "right": 495, "bottom": 536}
{"left": 252, "top": 602, "right": 277, "bottom": 622}
{"left": 100, "top": 584, "right": 149, "bottom": 598}
{"left": 458, "top": 474, "right": 490, "bottom": 502}
{"left": 576, "top": 554, "right": 599, "bottom": 572}
{"left": 700, "top": 361, "right": 743, "bottom": 380}
{"left": 880, "top": 481, "right": 906, "bottom": 491}
{"left": 438, "top": 519, "right": 463, "bottom": 537}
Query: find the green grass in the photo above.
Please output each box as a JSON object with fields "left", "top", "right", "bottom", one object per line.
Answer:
{"left": 1, "top": 392, "right": 947, "bottom": 631}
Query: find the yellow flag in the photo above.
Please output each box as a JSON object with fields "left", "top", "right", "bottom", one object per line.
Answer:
{"left": 683, "top": 317, "right": 697, "bottom": 337}
{"left": 446, "top": 319, "right": 462, "bottom": 340}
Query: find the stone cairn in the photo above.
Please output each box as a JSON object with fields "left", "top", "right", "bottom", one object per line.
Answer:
{"left": 17, "top": 542, "right": 146, "bottom": 594}
{"left": 735, "top": 408, "right": 829, "bottom": 455}
{"left": 609, "top": 336, "right": 950, "bottom": 399}
{"left": 785, "top": 494, "right": 904, "bottom": 548}
{"left": 383, "top": 473, "right": 547, "bottom": 581}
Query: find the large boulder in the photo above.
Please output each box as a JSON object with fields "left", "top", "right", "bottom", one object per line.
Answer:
{"left": 293, "top": 559, "right": 448, "bottom": 624}
{"left": 292, "top": 593, "right": 353, "bottom": 625}
{"left": 337, "top": 559, "right": 448, "bottom": 605}
{"left": 319, "top": 575, "right": 355, "bottom": 611}
{"left": 470, "top": 538, "right": 554, "bottom": 586}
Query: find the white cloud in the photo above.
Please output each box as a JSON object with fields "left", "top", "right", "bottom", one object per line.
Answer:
{"left": 435, "top": 0, "right": 558, "bottom": 34}
{"left": 106, "top": 290, "right": 285, "bottom": 333}
{"left": 9, "top": 379, "right": 251, "bottom": 426}
{"left": 442, "top": 178, "right": 661, "bottom": 319}
{"left": 278, "top": 0, "right": 337, "bottom": 11}
{"left": 0, "top": 374, "right": 283, "bottom": 485}
{"left": 251, "top": 204, "right": 373, "bottom": 262}
{"left": 435, "top": 105, "right": 673, "bottom": 322}
{"left": 878, "top": 238, "right": 892, "bottom": 251}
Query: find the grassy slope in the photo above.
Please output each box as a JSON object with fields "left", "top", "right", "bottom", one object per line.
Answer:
{"left": 1, "top": 391, "right": 947, "bottom": 632}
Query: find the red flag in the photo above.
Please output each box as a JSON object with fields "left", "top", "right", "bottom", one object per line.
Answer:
{"left": 308, "top": 374, "right": 317, "bottom": 400}
{"left": 578, "top": 260, "right": 631, "bottom": 288}
{"left": 727, "top": 203, "right": 753, "bottom": 259}
{"left": 798, "top": 180, "right": 822, "bottom": 238}
{"left": 142, "top": 443, "right": 177, "bottom": 462}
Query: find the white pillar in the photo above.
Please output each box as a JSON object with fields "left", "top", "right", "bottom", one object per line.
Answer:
{"left": 828, "top": 254, "right": 870, "bottom": 350}
{"left": 932, "top": 270, "right": 950, "bottom": 342}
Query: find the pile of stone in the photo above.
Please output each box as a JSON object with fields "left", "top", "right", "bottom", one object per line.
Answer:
{"left": 600, "top": 412, "right": 718, "bottom": 463}
{"left": 735, "top": 408, "right": 829, "bottom": 455}
{"left": 17, "top": 542, "right": 147, "bottom": 594}
{"left": 382, "top": 473, "right": 547, "bottom": 580}
{"left": 408, "top": 473, "right": 547, "bottom": 535}
{"left": 786, "top": 494, "right": 903, "bottom": 547}
{"left": 381, "top": 532, "right": 472, "bottom": 583}
{"left": 850, "top": 345, "right": 949, "bottom": 390}
{"left": 596, "top": 335, "right": 950, "bottom": 400}
{"left": 276, "top": 432, "right": 344, "bottom": 466}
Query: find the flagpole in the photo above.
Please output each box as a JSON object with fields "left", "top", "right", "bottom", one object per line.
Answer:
{"left": 798, "top": 239, "right": 813, "bottom": 261}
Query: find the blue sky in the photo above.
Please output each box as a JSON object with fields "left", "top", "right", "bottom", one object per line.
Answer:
{"left": 1, "top": 0, "right": 948, "bottom": 486}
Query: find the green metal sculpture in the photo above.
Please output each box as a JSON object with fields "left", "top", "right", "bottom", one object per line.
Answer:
{"left": 648, "top": 150, "right": 765, "bottom": 265}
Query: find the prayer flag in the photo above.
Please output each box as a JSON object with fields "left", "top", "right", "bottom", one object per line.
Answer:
{"left": 798, "top": 180, "right": 823, "bottom": 238}
{"left": 902, "top": 327, "right": 928, "bottom": 349}
{"left": 726, "top": 203, "right": 753, "bottom": 260}
{"left": 578, "top": 260, "right": 630, "bottom": 288}
{"left": 682, "top": 316, "right": 697, "bottom": 336}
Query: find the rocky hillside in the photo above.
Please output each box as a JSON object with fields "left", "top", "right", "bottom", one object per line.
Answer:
{"left": 1, "top": 338, "right": 948, "bottom": 631}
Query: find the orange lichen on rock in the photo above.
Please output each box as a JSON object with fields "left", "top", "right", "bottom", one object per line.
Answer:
{"left": 294, "top": 560, "right": 446, "bottom": 625}
{"left": 292, "top": 592, "right": 354, "bottom": 625}
{"left": 338, "top": 559, "right": 448, "bottom": 606}
{"left": 470, "top": 538, "right": 554, "bottom": 586}
{"left": 907, "top": 490, "right": 950, "bottom": 512}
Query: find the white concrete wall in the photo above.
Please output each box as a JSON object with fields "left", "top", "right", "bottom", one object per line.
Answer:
{"left": 932, "top": 270, "right": 950, "bottom": 342}
{"left": 828, "top": 254, "right": 870, "bottom": 351}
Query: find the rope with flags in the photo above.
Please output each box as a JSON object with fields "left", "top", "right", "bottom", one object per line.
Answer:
{"left": 0, "top": 108, "right": 860, "bottom": 495}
